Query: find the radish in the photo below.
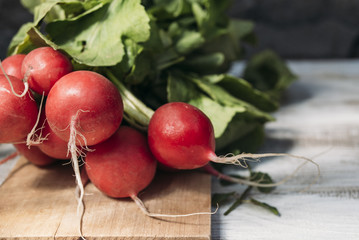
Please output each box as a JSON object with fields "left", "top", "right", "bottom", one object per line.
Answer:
{"left": 85, "top": 126, "right": 157, "bottom": 199}
{"left": 148, "top": 102, "right": 216, "bottom": 170}
{"left": 45, "top": 70, "right": 123, "bottom": 146}
{"left": 14, "top": 143, "right": 57, "bottom": 167}
{"left": 21, "top": 47, "right": 72, "bottom": 95}
{"left": 1, "top": 54, "right": 26, "bottom": 80}
{"left": 0, "top": 74, "right": 38, "bottom": 143}
{"left": 45, "top": 70, "right": 123, "bottom": 237}
{"left": 148, "top": 102, "right": 320, "bottom": 187}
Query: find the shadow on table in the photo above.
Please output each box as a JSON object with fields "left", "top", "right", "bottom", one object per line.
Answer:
{"left": 259, "top": 135, "right": 295, "bottom": 154}
{"left": 280, "top": 78, "right": 315, "bottom": 107}
{"left": 210, "top": 137, "right": 296, "bottom": 239}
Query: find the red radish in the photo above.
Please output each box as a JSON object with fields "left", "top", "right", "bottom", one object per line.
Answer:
{"left": 21, "top": 47, "right": 72, "bottom": 95}
{"left": 45, "top": 70, "right": 123, "bottom": 146}
{"left": 1, "top": 54, "right": 26, "bottom": 80}
{"left": 148, "top": 102, "right": 216, "bottom": 169}
{"left": 14, "top": 143, "right": 57, "bottom": 167}
{"left": 0, "top": 74, "right": 38, "bottom": 143}
{"left": 148, "top": 102, "right": 281, "bottom": 170}
{"left": 85, "top": 126, "right": 157, "bottom": 198}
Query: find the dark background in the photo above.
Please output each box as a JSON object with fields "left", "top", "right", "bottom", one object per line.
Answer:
{"left": 1, "top": 0, "right": 359, "bottom": 60}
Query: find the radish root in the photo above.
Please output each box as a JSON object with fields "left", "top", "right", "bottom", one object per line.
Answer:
{"left": 131, "top": 195, "right": 218, "bottom": 218}
{"left": 0, "top": 151, "right": 19, "bottom": 165}
{"left": 26, "top": 93, "right": 48, "bottom": 146}
{"left": 68, "top": 110, "right": 91, "bottom": 240}
{"left": 208, "top": 152, "right": 321, "bottom": 189}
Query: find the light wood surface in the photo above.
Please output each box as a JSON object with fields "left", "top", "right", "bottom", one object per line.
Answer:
{"left": 212, "top": 60, "right": 359, "bottom": 240}
{"left": 0, "top": 157, "right": 211, "bottom": 239}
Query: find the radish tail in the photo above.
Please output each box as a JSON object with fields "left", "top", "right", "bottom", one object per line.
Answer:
{"left": 26, "top": 93, "right": 48, "bottom": 146}
{"left": 209, "top": 153, "right": 321, "bottom": 190}
{"left": 0, "top": 151, "right": 19, "bottom": 165}
{"left": 68, "top": 111, "right": 90, "bottom": 240}
{"left": 131, "top": 195, "right": 218, "bottom": 218}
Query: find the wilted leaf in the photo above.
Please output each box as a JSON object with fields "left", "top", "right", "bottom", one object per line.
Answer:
{"left": 250, "top": 171, "right": 275, "bottom": 193}
{"left": 224, "top": 186, "right": 252, "bottom": 215}
{"left": 250, "top": 198, "right": 281, "bottom": 216}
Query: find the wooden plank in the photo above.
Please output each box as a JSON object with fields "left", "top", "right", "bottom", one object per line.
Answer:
{"left": 0, "top": 157, "right": 211, "bottom": 239}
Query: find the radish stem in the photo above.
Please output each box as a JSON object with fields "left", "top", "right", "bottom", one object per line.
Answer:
{"left": 104, "top": 69, "right": 154, "bottom": 130}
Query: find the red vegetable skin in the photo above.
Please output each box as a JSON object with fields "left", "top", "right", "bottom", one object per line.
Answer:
{"left": 1, "top": 54, "right": 26, "bottom": 80}
{"left": 14, "top": 143, "right": 57, "bottom": 167}
{"left": 45, "top": 70, "right": 123, "bottom": 146}
{"left": 21, "top": 47, "right": 72, "bottom": 95}
{"left": 85, "top": 126, "right": 157, "bottom": 198}
{"left": 148, "top": 102, "right": 216, "bottom": 170}
{"left": 0, "top": 74, "right": 38, "bottom": 143}
{"left": 37, "top": 112, "right": 70, "bottom": 160}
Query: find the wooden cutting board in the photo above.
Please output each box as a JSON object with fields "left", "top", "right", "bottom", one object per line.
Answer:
{"left": 0, "top": 157, "right": 211, "bottom": 239}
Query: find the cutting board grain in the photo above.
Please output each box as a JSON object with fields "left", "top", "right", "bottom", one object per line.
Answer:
{"left": 0, "top": 157, "right": 211, "bottom": 240}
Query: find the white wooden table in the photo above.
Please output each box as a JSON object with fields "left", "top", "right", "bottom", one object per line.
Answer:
{"left": 1, "top": 60, "right": 359, "bottom": 239}
{"left": 212, "top": 60, "right": 359, "bottom": 240}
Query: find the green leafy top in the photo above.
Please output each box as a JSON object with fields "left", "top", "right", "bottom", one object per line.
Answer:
{"left": 8, "top": 0, "right": 296, "bottom": 154}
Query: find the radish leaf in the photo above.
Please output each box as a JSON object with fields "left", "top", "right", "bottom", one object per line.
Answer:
{"left": 45, "top": 0, "right": 150, "bottom": 66}
{"left": 250, "top": 198, "right": 281, "bottom": 217}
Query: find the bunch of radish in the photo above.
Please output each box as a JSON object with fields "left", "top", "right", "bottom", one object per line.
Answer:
{"left": 1, "top": 46, "right": 319, "bottom": 239}
{"left": 0, "top": 46, "right": 215, "bottom": 223}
